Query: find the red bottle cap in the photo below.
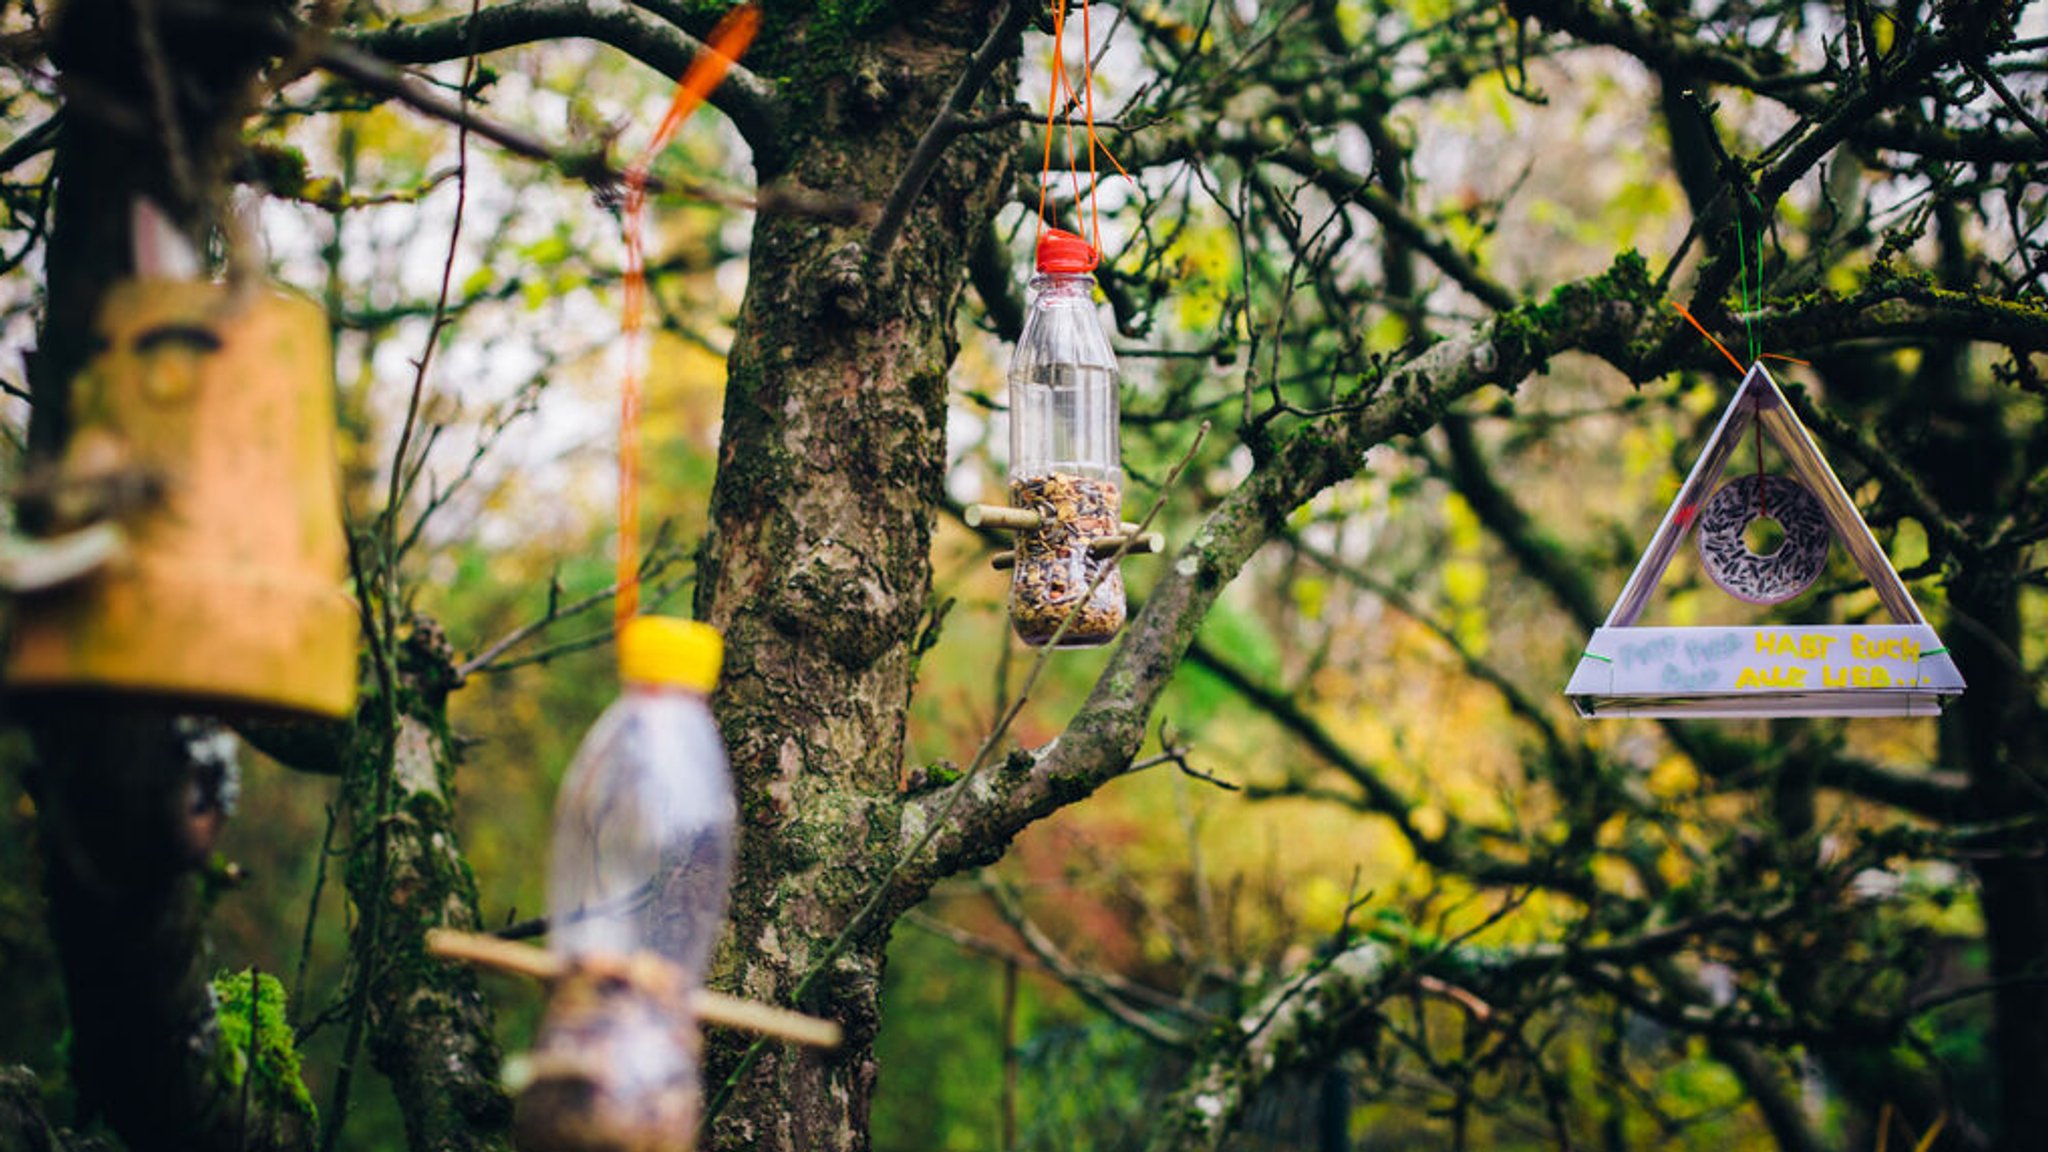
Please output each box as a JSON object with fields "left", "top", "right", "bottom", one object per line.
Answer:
{"left": 1036, "top": 228, "right": 1099, "bottom": 274}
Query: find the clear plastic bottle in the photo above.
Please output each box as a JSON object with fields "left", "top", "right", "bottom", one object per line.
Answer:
{"left": 515, "top": 615, "right": 733, "bottom": 1152}
{"left": 548, "top": 615, "right": 734, "bottom": 977}
{"left": 1007, "top": 228, "right": 1126, "bottom": 648}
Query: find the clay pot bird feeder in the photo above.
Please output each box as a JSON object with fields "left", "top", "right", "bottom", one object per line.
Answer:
{"left": 5, "top": 277, "right": 358, "bottom": 719}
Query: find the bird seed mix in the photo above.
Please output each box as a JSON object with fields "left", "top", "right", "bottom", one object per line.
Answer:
{"left": 1008, "top": 471, "right": 1126, "bottom": 647}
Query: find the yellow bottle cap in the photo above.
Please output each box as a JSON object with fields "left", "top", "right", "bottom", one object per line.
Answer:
{"left": 618, "top": 616, "right": 723, "bottom": 693}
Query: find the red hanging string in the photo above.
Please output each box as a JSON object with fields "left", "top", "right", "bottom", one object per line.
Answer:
{"left": 616, "top": 5, "right": 760, "bottom": 633}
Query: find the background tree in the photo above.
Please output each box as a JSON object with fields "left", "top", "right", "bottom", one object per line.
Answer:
{"left": 1, "top": 1, "right": 2045, "bottom": 1151}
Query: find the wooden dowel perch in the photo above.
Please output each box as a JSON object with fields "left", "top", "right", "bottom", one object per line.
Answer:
{"left": 964, "top": 503, "right": 1041, "bottom": 531}
{"left": 990, "top": 530, "right": 1166, "bottom": 570}
{"left": 431, "top": 927, "right": 562, "bottom": 980}
{"left": 427, "top": 928, "right": 842, "bottom": 1049}
{"left": 1097, "top": 531, "right": 1167, "bottom": 556}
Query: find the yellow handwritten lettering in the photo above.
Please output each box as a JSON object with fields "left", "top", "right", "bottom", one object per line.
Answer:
{"left": 1850, "top": 634, "right": 1919, "bottom": 662}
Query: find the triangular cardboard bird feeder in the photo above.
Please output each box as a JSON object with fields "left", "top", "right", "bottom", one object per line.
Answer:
{"left": 1566, "top": 362, "right": 1964, "bottom": 718}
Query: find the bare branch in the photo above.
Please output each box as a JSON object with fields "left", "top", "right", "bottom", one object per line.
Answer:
{"left": 339, "top": 0, "right": 786, "bottom": 170}
{"left": 977, "top": 878, "right": 1206, "bottom": 1048}
{"left": 1144, "top": 941, "right": 1399, "bottom": 1152}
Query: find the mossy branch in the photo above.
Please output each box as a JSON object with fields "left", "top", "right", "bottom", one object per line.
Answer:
{"left": 330, "top": 624, "right": 513, "bottom": 1152}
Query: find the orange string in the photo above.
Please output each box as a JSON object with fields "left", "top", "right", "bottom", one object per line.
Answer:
{"left": 1034, "top": 0, "right": 1069, "bottom": 248}
{"left": 616, "top": 5, "right": 759, "bottom": 632}
{"left": 1669, "top": 300, "right": 1745, "bottom": 375}
{"left": 1081, "top": 1, "right": 1100, "bottom": 251}
{"left": 1034, "top": 0, "right": 1122, "bottom": 259}
{"left": 1062, "top": 35, "right": 1084, "bottom": 227}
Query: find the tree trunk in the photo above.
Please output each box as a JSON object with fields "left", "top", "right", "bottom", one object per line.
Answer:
{"left": 333, "top": 621, "right": 513, "bottom": 1151}
{"left": 695, "top": 3, "right": 1013, "bottom": 1147}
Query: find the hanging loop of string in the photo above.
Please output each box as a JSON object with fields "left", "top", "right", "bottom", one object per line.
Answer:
{"left": 1032, "top": 0, "right": 1127, "bottom": 266}
{"left": 615, "top": 6, "right": 760, "bottom": 634}
{"left": 1672, "top": 291, "right": 1814, "bottom": 522}
{"left": 1733, "top": 191, "right": 1766, "bottom": 366}
{"left": 1671, "top": 189, "right": 1828, "bottom": 524}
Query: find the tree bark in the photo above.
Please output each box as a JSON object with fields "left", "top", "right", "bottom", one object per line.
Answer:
{"left": 694, "top": 3, "right": 1014, "bottom": 1148}
{"left": 331, "top": 621, "right": 513, "bottom": 1151}
{"left": 31, "top": 707, "right": 312, "bottom": 1152}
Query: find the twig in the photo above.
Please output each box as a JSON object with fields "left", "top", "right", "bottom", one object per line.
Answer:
{"left": 980, "top": 874, "right": 1202, "bottom": 1047}
{"left": 1130, "top": 740, "right": 1237, "bottom": 790}
{"left": 456, "top": 580, "right": 619, "bottom": 680}
{"left": 0, "top": 112, "right": 59, "bottom": 176}
{"left": 383, "top": 29, "right": 475, "bottom": 534}
{"left": 1968, "top": 59, "right": 2048, "bottom": 150}
{"left": 289, "top": 805, "right": 339, "bottom": 1023}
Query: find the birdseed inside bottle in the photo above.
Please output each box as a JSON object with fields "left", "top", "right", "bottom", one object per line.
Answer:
{"left": 1007, "top": 472, "right": 1126, "bottom": 648}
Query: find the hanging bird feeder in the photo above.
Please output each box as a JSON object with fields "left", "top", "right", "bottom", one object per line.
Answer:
{"left": 969, "top": 229, "right": 1160, "bottom": 648}
{"left": 964, "top": 0, "right": 1161, "bottom": 649}
{"left": 5, "top": 275, "right": 357, "bottom": 719}
{"left": 1565, "top": 361, "right": 1964, "bottom": 718}
{"left": 513, "top": 616, "right": 736, "bottom": 1152}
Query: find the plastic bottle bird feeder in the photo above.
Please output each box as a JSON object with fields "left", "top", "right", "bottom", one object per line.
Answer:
{"left": 514, "top": 616, "right": 737, "bottom": 1152}
{"left": 5, "top": 278, "right": 358, "bottom": 719}
{"left": 1565, "top": 361, "right": 1964, "bottom": 718}
{"left": 969, "top": 229, "right": 1161, "bottom": 648}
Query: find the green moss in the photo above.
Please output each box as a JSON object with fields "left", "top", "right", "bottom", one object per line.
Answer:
{"left": 212, "top": 969, "right": 317, "bottom": 1125}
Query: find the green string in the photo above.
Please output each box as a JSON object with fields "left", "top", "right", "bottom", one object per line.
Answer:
{"left": 1734, "top": 193, "right": 1764, "bottom": 364}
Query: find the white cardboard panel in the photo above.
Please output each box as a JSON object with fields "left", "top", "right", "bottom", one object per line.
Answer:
{"left": 1567, "top": 624, "right": 1963, "bottom": 718}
